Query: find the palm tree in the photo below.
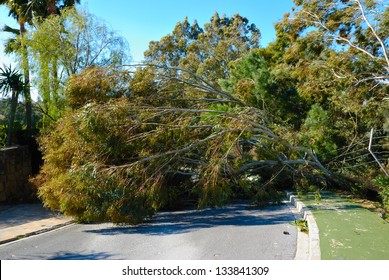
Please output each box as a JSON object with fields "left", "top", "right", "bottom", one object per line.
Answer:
{"left": 0, "top": 65, "right": 25, "bottom": 146}
{"left": 0, "top": 0, "right": 34, "bottom": 140}
{"left": 47, "top": 0, "right": 81, "bottom": 15}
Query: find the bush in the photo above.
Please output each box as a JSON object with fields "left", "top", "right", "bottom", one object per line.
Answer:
{"left": 375, "top": 176, "right": 389, "bottom": 210}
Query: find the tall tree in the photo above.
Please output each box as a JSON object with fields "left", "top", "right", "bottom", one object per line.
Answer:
{"left": 274, "top": 0, "right": 389, "bottom": 110}
{"left": 220, "top": 49, "right": 308, "bottom": 127}
{"left": 194, "top": 12, "right": 261, "bottom": 82}
{"left": 42, "top": 1, "right": 81, "bottom": 122}
{"left": 1, "top": 0, "right": 33, "bottom": 138}
{"left": 144, "top": 16, "right": 203, "bottom": 67}
{"left": 144, "top": 13, "right": 260, "bottom": 85}
{"left": 1, "top": 0, "right": 81, "bottom": 134}
{"left": 27, "top": 7, "right": 130, "bottom": 126}
{"left": 269, "top": 0, "right": 389, "bottom": 184}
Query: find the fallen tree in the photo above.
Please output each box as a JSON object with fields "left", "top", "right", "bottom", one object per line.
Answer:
{"left": 34, "top": 65, "right": 331, "bottom": 223}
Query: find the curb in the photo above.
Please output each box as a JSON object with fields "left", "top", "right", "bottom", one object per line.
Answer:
{"left": 286, "top": 191, "right": 321, "bottom": 260}
{"left": 0, "top": 220, "right": 74, "bottom": 245}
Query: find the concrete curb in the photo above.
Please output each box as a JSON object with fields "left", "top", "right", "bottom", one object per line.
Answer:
{"left": 0, "top": 219, "right": 74, "bottom": 245}
{"left": 286, "top": 191, "right": 321, "bottom": 260}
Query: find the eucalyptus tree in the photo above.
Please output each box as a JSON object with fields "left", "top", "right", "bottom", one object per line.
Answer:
{"left": 34, "top": 64, "right": 331, "bottom": 224}
{"left": 144, "top": 12, "right": 260, "bottom": 85}
{"left": 275, "top": 0, "right": 389, "bottom": 110}
{"left": 267, "top": 0, "right": 389, "bottom": 188}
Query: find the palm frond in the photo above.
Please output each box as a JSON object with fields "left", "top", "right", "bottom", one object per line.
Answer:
{"left": 0, "top": 65, "right": 24, "bottom": 96}
{"left": 2, "top": 24, "right": 20, "bottom": 35}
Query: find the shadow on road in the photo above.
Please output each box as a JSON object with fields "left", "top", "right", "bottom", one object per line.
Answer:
{"left": 47, "top": 251, "right": 114, "bottom": 260}
{"left": 0, "top": 203, "right": 61, "bottom": 229}
{"left": 84, "top": 203, "right": 295, "bottom": 236}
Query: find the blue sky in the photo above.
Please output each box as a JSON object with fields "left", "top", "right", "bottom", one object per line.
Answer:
{"left": 87, "top": 0, "right": 295, "bottom": 62}
{"left": 1, "top": 0, "right": 295, "bottom": 64}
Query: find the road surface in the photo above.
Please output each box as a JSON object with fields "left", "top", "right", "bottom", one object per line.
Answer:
{"left": 0, "top": 202, "right": 297, "bottom": 259}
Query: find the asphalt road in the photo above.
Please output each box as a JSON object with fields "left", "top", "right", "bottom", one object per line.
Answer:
{"left": 0, "top": 202, "right": 297, "bottom": 260}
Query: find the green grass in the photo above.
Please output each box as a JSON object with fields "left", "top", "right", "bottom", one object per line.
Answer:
{"left": 298, "top": 191, "right": 389, "bottom": 260}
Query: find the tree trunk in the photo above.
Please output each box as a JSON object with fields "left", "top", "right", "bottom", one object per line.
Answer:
{"left": 23, "top": 60, "right": 32, "bottom": 138}
{"left": 51, "top": 57, "right": 60, "bottom": 119}
{"left": 19, "top": 22, "right": 33, "bottom": 140}
{"left": 48, "top": 0, "right": 58, "bottom": 15}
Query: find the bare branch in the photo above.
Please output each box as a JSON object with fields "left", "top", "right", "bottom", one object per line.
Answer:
{"left": 352, "top": 0, "right": 389, "bottom": 70}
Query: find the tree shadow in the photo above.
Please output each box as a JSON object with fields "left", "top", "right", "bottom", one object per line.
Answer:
{"left": 48, "top": 251, "right": 114, "bottom": 260}
{"left": 84, "top": 203, "right": 295, "bottom": 236}
{"left": 305, "top": 192, "right": 367, "bottom": 212}
{"left": 309, "top": 204, "right": 365, "bottom": 211}
{"left": 8, "top": 251, "right": 115, "bottom": 260}
{"left": 0, "top": 203, "right": 61, "bottom": 229}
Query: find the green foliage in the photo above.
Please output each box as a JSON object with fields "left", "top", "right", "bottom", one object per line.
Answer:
{"left": 145, "top": 12, "right": 260, "bottom": 84}
{"left": 375, "top": 176, "right": 389, "bottom": 210}
{"left": 251, "top": 188, "right": 285, "bottom": 208}
{"left": 27, "top": 7, "right": 130, "bottom": 127}
{"left": 294, "top": 177, "right": 321, "bottom": 196}
{"left": 0, "top": 123, "right": 7, "bottom": 147}
{"left": 349, "top": 182, "right": 368, "bottom": 197}
{"left": 65, "top": 66, "right": 130, "bottom": 108}
{"left": 0, "top": 65, "right": 24, "bottom": 94}
{"left": 290, "top": 219, "right": 309, "bottom": 233}
{"left": 35, "top": 98, "right": 155, "bottom": 223}
{"left": 35, "top": 97, "right": 232, "bottom": 222}
{"left": 0, "top": 97, "right": 42, "bottom": 147}
{"left": 220, "top": 49, "right": 308, "bottom": 126}
{"left": 31, "top": 1, "right": 389, "bottom": 223}
{"left": 0, "top": 64, "right": 25, "bottom": 146}
{"left": 220, "top": 49, "right": 269, "bottom": 109}
{"left": 270, "top": 0, "right": 389, "bottom": 139}
{"left": 34, "top": 63, "right": 331, "bottom": 223}
{"left": 300, "top": 104, "right": 338, "bottom": 160}
{"left": 0, "top": 0, "right": 70, "bottom": 139}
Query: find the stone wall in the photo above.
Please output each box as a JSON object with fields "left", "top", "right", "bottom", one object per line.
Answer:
{"left": 0, "top": 146, "right": 33, "bottom": 202}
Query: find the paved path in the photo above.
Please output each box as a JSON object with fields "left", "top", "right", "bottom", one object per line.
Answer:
{"left": 0, "top": 203, "right": 297, "bottom": 260}
{"left": 0, "top": 203, "right": 72, "bottom": 244}
{"left": 299, "top": 192, "right": 389, "bottom": 260}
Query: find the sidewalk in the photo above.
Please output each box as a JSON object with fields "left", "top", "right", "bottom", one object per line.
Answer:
{"left": 298, "top": 191, "right": 389, "bottom": 260}
{"left": 0, "top": 203, "right": 73, "bottom": 244}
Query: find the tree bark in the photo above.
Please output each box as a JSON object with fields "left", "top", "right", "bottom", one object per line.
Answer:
{"left": 48, "top": 0, "right": 57, "bottom": 15}
{"left": 20, "top": 21, "right": 33, "bottom": 140}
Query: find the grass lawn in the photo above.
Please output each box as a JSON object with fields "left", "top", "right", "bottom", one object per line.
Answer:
{"left": 298, "top": 191, "right": 389, "bottom": 260}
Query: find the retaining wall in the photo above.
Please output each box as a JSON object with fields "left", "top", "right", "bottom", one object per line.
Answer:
{"left": 0, "top": 146, "right": 33, "bottom": 202}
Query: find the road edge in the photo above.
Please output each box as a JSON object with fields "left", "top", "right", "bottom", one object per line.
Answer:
{"left": 0, "top": 220, "right": 74, "bottom": 245}
{"left": 286, "top": 191, "right": 321, "bottom": 260}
